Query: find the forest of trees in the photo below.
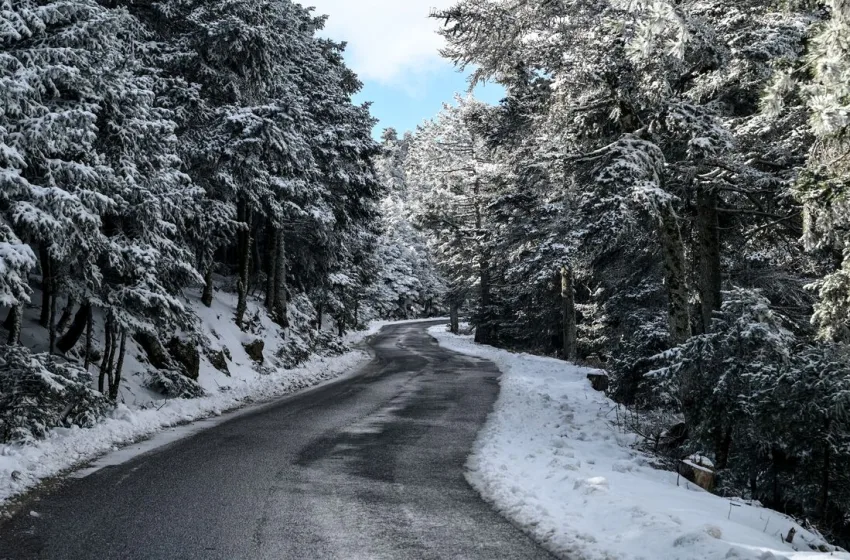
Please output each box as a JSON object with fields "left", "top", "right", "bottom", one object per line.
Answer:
{"left": 386, "top": 0, "right": 850, "bottom": 545}
{"left": 0, "top": 1, "right": 447, "bottom": 442}
{"left": 3, "top": 0, "right": 850, "bottom": 549}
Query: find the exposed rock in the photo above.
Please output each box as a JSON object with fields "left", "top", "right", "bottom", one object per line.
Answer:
{"left": 134, "top": 332, "right": 171, "bottom": 370}
{"left": 146, "top": 368, "right": 205, "bottom": 399}
{"left": 678, "top": 454, "right": 716, "bottom": 492}
{"left": 167, "top": 338, "right": 200, "bottom": 381}
{"left": 243, "top": 339, "right": 265, "bottom": 363}
{"left": 587, "top": 370, "right": 609, "bottom": 392}
{"left": 207, "top": 348, "right": 231, "bottom": 376}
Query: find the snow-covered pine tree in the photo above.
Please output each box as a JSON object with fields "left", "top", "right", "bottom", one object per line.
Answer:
{"left": 406, "top": 96, "right": 502, "bottom": 343}
{"left": 765, "top": 0, "right": 850, "bottom": 340}
{"left": 0, "top": 0, "right": 122, "bottom": 348}
{"left": 366, "top": 129, "right": 445, "bottom": 320}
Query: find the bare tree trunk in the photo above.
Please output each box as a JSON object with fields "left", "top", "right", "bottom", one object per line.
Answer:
{"left": 3, "top": 307, "right": 15, "bottom": 331}
{"left": 109, "top": 329, "right": 127, "bottom": 401}
{"left": 48, "top": 290, "right": 57, "bottom": 354}
{"left": 714, "top": 426, "right": 733, "bottom": 470}
{"left": 475, "top": 254, "right": 493, "bottom": 344}
{"left": 273, "top": 229, "right": 288, "bottom": 328}
{"left": 6, "top": 305, "right": 22, "bottom": 345}
{"left": 56, "top": 296, "right": 77, "bottom": 336}
{"left": 201, "top": 263, "right": 214, "bottom": 308}
{"left": 265, "top": 224, "right": 277, "bottom": 311}
{"left": 450, "top": 301, "right": 459, "bottom": 334}
{"left": 58, "top": 303, "right": 92, "bottom": 353}
{"left": 84, "top": 306, "right": 93, "bottom": 370}
{"left": 660, "top": 207, "right": 691, "bottom": 344}
{"left": 316, "top": 302, "right": 323, "bottom": 331}
{"left": 473, "top": 179, "right": 493, "bottom": 345}
{"left": 696, "top": 189, "right": 722, "bottom": 334}
{"left": 337, "top": 314, "right": 345, "bottom": 337}
{"left": 819, "top": 418, "right": 832, "bottom": 521}
{"left": 99, "top": 318, "right": 115, "bottom": 394}
{"left": 251, "top": 222, "right": 262, "bottom": 294}
{"left": 235, "top": 200, "right": 253, "bottom": 330}
{"left": 561, "top": 265, "right": 577, "bottom": 361}
{"left": 39, "top": 246, "right": 52, "bottom": 328}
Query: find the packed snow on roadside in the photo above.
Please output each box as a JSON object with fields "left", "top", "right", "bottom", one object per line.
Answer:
{"left": 428, "top": 325, "right": 850, "bottom": 560}
{"left": 0, "top": 291, "right": 399, "bottom": 507}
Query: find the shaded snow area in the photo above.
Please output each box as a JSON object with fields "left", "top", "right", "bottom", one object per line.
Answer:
{"left": 428, "top": 326, "right": 850, "bottom": 560}
{"left": 0, "top": 290, "right": 398, "bottom": 506}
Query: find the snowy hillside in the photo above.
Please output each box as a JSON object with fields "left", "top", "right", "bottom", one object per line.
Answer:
{"left": 0, "top": 290, "right": 387, "bottom": 506}
{"left": 429, "top": 326, "right": 850, "bottom": 560}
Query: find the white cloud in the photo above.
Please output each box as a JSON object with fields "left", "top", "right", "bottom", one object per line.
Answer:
{"left": 306, "top": 0, "right": 456, "bottom": 85}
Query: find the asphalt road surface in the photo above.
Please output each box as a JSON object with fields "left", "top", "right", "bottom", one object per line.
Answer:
{"left": 0, "top": 321, "right": 555, "bottom": 560}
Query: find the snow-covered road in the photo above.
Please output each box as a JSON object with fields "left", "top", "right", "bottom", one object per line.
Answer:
{"left": 0, "top": 321, "right": 553, "bottom": 560}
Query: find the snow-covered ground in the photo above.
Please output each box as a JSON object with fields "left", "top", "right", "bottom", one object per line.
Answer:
{"left": 429, "top": 325, "right": 850, "bottom": 560}
{"left": 0, "top": 290, "right": 402, "bottom": 507}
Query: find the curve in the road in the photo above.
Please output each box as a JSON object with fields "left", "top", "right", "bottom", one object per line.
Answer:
{"left": 0, "top": 322, "right": 555, "bottom": 560}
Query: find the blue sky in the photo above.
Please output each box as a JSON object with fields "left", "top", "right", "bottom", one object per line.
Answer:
{"left": 353, "top": 70, "right": 505, "bottom": 138}
{"left": 307, "top": 0, "right": 505, "bottom": 138}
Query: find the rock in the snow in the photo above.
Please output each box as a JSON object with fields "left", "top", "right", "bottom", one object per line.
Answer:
{"left": 207, "top": 348, "right": 231, "bottom": 376}
{"left": 586, "top": 370, "right": 609, "bottom": 392}
{"left": 167, "top": 338, "right": 201, "bottom": 381}
{"left": 134, "top": 332, "right": 172, "bottom": 370}
{"left": 243, "top": 339, "right": 265, "bottom": 363}
{"left": 678, "top": 455, "right": 716, "bottom": 492}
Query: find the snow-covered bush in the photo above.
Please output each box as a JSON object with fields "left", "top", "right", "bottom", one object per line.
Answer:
{"left": 608, "top": 312, "right": 670, "bottom": 405}
{"left": 0, "top": 346, "right": 112, "bottom": 443}
{"left": 647, "top": 288, "right": 850, "bottom": 538}
{"left": 648, "top": 289, "right": 794, "bottom": 469}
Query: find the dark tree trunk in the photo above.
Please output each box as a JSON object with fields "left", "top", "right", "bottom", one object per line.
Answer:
{"left": 660, "top": 207, "right": 691, "bottom": 344}
{"left": 58, "top": 303, "right": 92, "bottom": 354}
{"left": 273, "top": 229, "right": 288, "bottom": 327}
{"left": 99, "top": 319, "right": 115, "bottom": 394}
{"left": 251, "top": 222, "right": 262, "bottom": 292}
{"left": 84, "top": 306, "right": 93, "bottom": 370}
{"left": 235, "top": 200, "right": 253, "bottom": 330}
{"left": 714, "top": 426, "right": 733, "bottom": 470}
{"left": 819, "top": 419, "right": 832, "bottom": 521}
{"left": 265, "top": 224, "right": 277, "bottom": 311}
{"left": 316, "top": 302, "right": 323, "bottom": 331}
{"left": 56, "top": 296, "right": 77, "bottom": 337}
{"left": 450, "top": 302, "right": 459, "bottom": 334}
{"left": 6, "top": 305, "right": 22, "bottom": 345}
{"left": 696, "top": 189, "right": 722, "bottom": 334}
{"left": 39, "top": 246, "right": 52, "bottom": 328}
{"left": 337, "top": 315, "right": 344, "bottom": 337}
{"left": 201, "top": 264, "right": 214, "bottom": 308}
{"left": 3, "top": 307, "right": 15, "bottom": 331}
{"left": 48, "top": 289, "right": 57, "bottom": 354}
{"left": 561, "top": 265, "right": 577, "bottom": 361}
{"left": 475, "top": 254, "right": 493, "bottom": 344}
{"left": 109, "top": 329, "right": 127, "bottom": 401}
{"left": 472, "top": 178, "right": 493, "bottom": 345}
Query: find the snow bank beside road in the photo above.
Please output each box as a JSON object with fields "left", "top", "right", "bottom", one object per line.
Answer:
{"left": 0, "top": 313, "right": 391, "bottom": 507}
{"left": 429, "top": 326, "right": 849, "bottom": 560}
